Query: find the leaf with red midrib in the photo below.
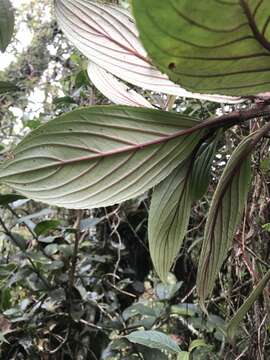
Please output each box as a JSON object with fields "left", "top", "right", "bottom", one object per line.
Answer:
{"left": 55, "top": 0, "right": 242, "bottom": 103}
{"left": 0, "top": 106, "right": 204, "bottom": 209}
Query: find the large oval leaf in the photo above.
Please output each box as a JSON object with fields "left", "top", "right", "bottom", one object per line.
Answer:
{"left": 196, "top": 135, "right": 252, "bottom": 307}
{"left": 0, "top": 0, "right": 14, "bottom": 52}
{"left": 55, "top": 0, "right": 241, "bottom": 103}
{"left": 149, "top": 162, "right": 192, "bottom": 282}
{"left": 0, "top": 106, "right": 203, "bottom": 209}
{"left": 133, "top": 0, "right": 270, "bottom": 96}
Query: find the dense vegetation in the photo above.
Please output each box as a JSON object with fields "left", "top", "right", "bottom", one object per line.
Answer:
{"left": 0, "top": 1, "right": 269, "bottom": 359}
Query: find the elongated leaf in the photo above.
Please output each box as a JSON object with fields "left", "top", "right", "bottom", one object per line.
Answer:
{"left": 133, "top": 1, "right": 270, "bottom": 96}
{"left": 0, "top": 106, "right": 203, "bottom": 209}
{"left": 227, "top": 269, "right": 270, "bottom": 339}
{"left": 0, "top": 0, "right": 14, "bottom": 52}
{"left": 197, "top": 136, "right": 252, "bottom": 307}
{"left": 126, "top": 330, "right": 181, "bottom": 354}
{"left": 149, "top": 162, "right": 192, "bottom": 282}
{"left": 191, "top": 132, "right": 221, "bottom": 200}
{"left": 55, "top": 0, "right": 242, "bottom": 103}
{"left": 0, "top": 81, "right": 18, "bottom": 94}
{"left": 88, "top": 62, "right": 153, "bottom": 107}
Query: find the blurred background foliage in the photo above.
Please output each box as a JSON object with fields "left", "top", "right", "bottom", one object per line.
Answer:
{"left": 0, "top": 1, "right": 269, "bottom": 359}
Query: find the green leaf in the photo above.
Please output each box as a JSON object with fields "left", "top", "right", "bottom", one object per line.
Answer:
{"left": 137, "top": 345, "right": 168, "bottom": 360}
{"left": 55, "top": 0, "right": 240, "bottom": 104}
{"left": 156, "top": 281, "right": 183, "bottom": 300}
{"left": 0, "top": 81, "right": 18, "bottom": 94}
{"left": 188, "top": 339, "right": 208, "bottom": 352}
{"left": 53, "top": 96, "right": 77, "bottom": 108}
{"left": 196, "top": 135, "right": 252, "bottom": 307}
{"left": 8, "top": 232, "right": 27, "bottom": 250}
{"left": 191, "top": 347, "right": 218, "bottom": 360}
{"left": 34, "top": 220, "right": 60, "bottom": 236}
{"left": 122, "top": 303, "right": 158, "bottom": 320}
{"left": 44, "top": 260, "right": 64, "bottom": 271}
{"left": 260, "top": 155, "right": 270, "bottom": 174}
{"left": 262, "top": 223, "right": 270, "bottom": 232}
{"left": 25, "top": 119, "right": 42, "bottom": 130}
{"left": 191, "top": 132, "right": 221, "bottom": 200}
{"left": 177, "top": 352, "right": 189, "bottom": 360}
{"left": 44, "top": 244, "right": 59, "bottom": 256}
{"left": 79, "top": 217, "right": 100, "bottom": 231}
{"left": 0, "top": 106, "right": 203, "bottom": 209}
{"left": 170, "top": 303, "right": 202, "bottom": 317}
{"left": 75, "top": 69, "right": 90, "bottom": 88}
{"left": 126, "top": 330, "right": 181, "bottom": 354}
{"left": 0, "top": 0, "right": 14, "bottom": 52}
{"left": 0, "top": 194, "right": 26, "bottom": 206}
{"left": 227, "top": 269, "right": 270, "bottom": 340}
{"left": 132, "top": 1, "right": 270, "bottom": 96}
{"left": 0, "top": 332, "right": 9, "bottom": 344}
{"left": 149, "top": 162, "right": 193, "bottom": 282}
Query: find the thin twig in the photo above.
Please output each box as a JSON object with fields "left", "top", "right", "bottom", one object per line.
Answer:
{"left": 0, "top": 215, "right": 51, "bottom": 289}
{"left": 69, "top": 211, "right": 87, "bottom": 289}
{"left": 48, "top": 326, "right": 70, "bottom": 354}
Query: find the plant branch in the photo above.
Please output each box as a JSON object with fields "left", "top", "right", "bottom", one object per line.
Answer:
{"left": 68, "top": 211, "right": 86, "bottom": 289}
{"left": 51, "top": 105, "right": 270, "bottom": 158}
{"left": 0, "top": 215, "right": 51, "bottom": 290}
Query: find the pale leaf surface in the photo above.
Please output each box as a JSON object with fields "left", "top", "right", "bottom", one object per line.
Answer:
{"left": 88, "top": 62, "right": 153, "bottom": 107}
{"left": 0, "top": 106, "right": 203, "bottom": 209}
{"left": 55, "top": 0, "right": 242, "bottom": 103}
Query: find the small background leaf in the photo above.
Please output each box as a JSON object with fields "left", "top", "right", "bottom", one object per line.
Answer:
{"left": 126, "top": 330, "right": 181, "bottom": 354}
{"left": 177, "top": 352, "right": 189, "bottom": 360}
{"left": 0, "top": 81, "right": 18, "bottom": 94}
{"left": 0, "top": 0, "right": 14, "bottom": 52}
{"left": 188, "top": 339, "right": 208, "bottom": 352}
{"left": 0, "top": 194, "right": 26, "bottom": 206}
{"left": 34, "top": 220, "right": 60, "bottom": 236}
